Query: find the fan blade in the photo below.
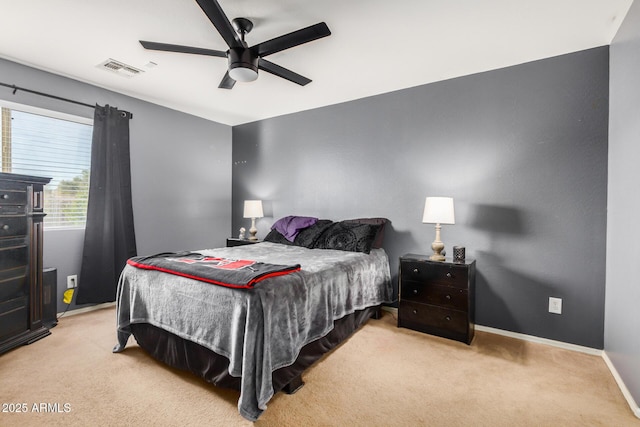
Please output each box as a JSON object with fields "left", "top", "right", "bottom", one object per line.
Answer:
{"left": 195, "top": 0, "right": 243, "bottom": 49}
{"left": 252, "top": 22, "right": 330, "bottom": 57}
{"left": 259, "top": 59, "right": 311, "bottom": 86}
{"left": 218, "top": 71, "right": 236, "bottom": 89}
{"left": 139, "top": 41, "right": 227, "bottom": 58}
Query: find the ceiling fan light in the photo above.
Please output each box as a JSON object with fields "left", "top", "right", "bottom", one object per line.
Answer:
{"left": 228, "top": 48, "right": 259, "bottom": 83}
{"left": 229, "top": 66, "right": 258, "bottom": 82}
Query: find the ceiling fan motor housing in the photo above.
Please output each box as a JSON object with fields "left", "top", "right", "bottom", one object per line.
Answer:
{"left": 228, "top": 48, "right": 258, "bottom": 81}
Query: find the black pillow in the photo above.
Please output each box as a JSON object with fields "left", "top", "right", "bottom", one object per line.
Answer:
{"left": 313, "top": 221, "right": 382, "bottom": 254}
{"left": 293, "top": 219, "right": 333, "bottom": 248}
{"left": 264, "top": 229, "right": 293, "bottom": 245}
{"left": 343, "top": 218, "right": 388, "bottom": 248}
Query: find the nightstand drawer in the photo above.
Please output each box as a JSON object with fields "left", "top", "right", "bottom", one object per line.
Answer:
{"left": 401, "top": 261, "right": 468, "bottom": 289}
{"left": 226, "top": 238, "right": 261, "bottom": 247}
{"left": 401, "top": 281, "right": 468, "bottom": 310}
{"left": 399, "top": 301, "right": 468, "bottom": 335}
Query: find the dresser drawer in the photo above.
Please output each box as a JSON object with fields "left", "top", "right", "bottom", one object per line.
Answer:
{"left": 401, "top": 281, "right": 468, "bottom": 310}
{"left": 0, "top": 269, "right": 28, "bottom": 301}
{"left": 0, "top": 187, "right": 27, "bottom": 206}
{"left": 0, "top": 244, "right": 28, "bottom": 271}
{"left": 401, "top": 261, "right": 468, "bottom": 289}
{"left": 0, "top": 296, "right": 29, "bottom": 341}
{"left": 399, "top": 300, "right": 468, "bottom": 335}
{"left": 0, "top": 205, "right": 25, "bottom": 215}
{"left": 0, "top": 216, "right": 28, "bottom": 238}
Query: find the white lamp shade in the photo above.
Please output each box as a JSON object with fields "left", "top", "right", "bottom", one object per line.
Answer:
{"left": 422, "top": 197, "right": 455, "bottom": 224}
{"left": 243, "top": 200, "right": 264, "bottom": 218}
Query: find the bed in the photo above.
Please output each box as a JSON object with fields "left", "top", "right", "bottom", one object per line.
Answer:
{"left": 113, "top": 218, "right": 392, "bottom": 421}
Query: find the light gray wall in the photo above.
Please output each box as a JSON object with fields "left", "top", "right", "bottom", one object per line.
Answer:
{"left": 0, "top": 58, "right": 233, "bottom": 313}
{"left": 607, "top": 0, "right": 640, "bottom": 410}
{"left": 233, "top": 47, "right": 609, "bottom": 349}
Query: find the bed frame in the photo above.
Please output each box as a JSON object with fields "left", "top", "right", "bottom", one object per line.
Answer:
{"left": 130, "top": 305, "right": 382, "bottom": 395}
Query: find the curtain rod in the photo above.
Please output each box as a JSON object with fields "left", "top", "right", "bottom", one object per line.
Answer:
{"left": 0, "top": 82, "right": 132, "bottom": 118}
{"left": 1, "top": 82, "right": 95, "bottom": 109}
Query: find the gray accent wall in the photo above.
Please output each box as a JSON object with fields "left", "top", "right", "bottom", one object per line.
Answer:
{"left": 0, "top": 58, "right": 232, "bottom": 313}
{"left": 233, "top": 47, "right": 609, "bottom": 349}
{"left": 607, "top": 0, "right": 640, "bottom": 411}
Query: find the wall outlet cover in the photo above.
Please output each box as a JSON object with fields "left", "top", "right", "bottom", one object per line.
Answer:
{"left": 67, "top": 274, "right": 78, "bottom": 289}
{"left": 549, "top": 297, "right": 562, "bottom": 314}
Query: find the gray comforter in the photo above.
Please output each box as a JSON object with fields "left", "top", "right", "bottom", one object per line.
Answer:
{"left": 114, "top": 242, "right": 392, "bottom": 421}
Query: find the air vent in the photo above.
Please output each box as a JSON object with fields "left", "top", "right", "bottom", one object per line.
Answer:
{"left": 97, "top": 59, "right": 144, "bottom": 78}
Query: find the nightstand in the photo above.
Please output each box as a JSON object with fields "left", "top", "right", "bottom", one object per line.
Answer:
{"left": 226, "top": 238, "right": 262, "bottom": 247}
{"left": 398, "top": 254, "right": 476, "bottom": 344}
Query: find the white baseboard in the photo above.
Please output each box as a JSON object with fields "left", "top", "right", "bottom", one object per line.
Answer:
{"left": 602, "top": 351, "right": 640, "bottom": 419}
{"left": 57, "top": 301, "right": 116, "bottom": 318}
{"left": 474, "top": 324, "right": 602, "bottom": 356}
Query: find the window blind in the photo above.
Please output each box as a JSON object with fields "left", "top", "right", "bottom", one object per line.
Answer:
{"left": 0, "top": 106, "right": 92, "bottom": 228}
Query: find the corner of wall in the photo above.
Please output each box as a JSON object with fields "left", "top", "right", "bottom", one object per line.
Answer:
{"left": 602, "top": 351, "right": 640, "bottom": 419}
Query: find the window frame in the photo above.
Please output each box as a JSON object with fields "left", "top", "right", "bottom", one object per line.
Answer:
{"left": 0, "top": 99, "right": 93, "bottom": 230}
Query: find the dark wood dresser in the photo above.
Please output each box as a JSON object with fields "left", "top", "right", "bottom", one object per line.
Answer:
{"left": 0, "top": 172, "right": 51, "bottom": 355}
{"left": 398, "top": 254, "right": 476, "bottom": 344}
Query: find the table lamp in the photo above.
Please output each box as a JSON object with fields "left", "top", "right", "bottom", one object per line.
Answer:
{"left": 422, "top": 197, "right": 455, "bottom": 261}
{"left": 243, "top": 200, "right": 264, "bottom": 240}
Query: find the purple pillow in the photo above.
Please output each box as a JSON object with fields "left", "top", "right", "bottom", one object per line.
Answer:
{"left": 271, "top": 216, "right": 318, "bottom": 242}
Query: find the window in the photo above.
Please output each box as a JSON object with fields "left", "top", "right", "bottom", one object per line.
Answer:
{"left": 0, "top": 102, "right": 92, "bottom": 229}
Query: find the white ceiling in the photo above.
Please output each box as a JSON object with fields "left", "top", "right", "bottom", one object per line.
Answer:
{"left": 0, "top": 0, "right": 633, "bottom": 126}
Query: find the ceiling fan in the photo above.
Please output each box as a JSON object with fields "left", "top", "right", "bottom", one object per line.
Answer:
{"left": 139, "top": 0, "right": 331, "bottom": 89}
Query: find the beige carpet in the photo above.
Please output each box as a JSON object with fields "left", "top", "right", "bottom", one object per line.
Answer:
{"left": 0, "top": 307, "right": 637, "bottom": 427}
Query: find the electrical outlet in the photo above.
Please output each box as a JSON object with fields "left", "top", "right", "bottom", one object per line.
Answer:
{"left": 549, "top": 297, "right": 562, "bottom": 314}
{"left": 67, "top": 274, "right": 77, "bottom": 289}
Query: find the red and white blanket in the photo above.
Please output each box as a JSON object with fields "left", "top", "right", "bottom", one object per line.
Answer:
{"left": 127, "top": 252, "right": 301, "bottom": 289}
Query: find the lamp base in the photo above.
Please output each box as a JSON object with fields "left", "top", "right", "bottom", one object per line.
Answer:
{"left": 248, "top": 218, "right": 258, "bottom": 240}
{"left": 430, "top": 223, "right": 445, "bottom": 261}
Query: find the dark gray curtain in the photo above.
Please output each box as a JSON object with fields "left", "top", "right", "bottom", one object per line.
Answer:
{"left": 77, "top": 104, "right": 137, "bottom": 304}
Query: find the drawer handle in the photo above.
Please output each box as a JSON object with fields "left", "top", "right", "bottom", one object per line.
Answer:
{"left": 445, "top": 294, "right": 451, "bottom": 300}
{"left": 446, "top": 272, "right": 452, "bottom": 278}
{"left": 0, "top": 194, "right": 7, "bottom": 199}
{"left": 445, "top": 316, "right": 451, "bottom": 321}
{"left": 412, "top": 289, "right": 419, "bottom": 295}
{"left": 413, "top": 268, "right": 419, "bottom": 274}
{"left": 1, "top": 224, "right": 8, "bottom": 230}
{"left": 412, "top": 309, "right": 418, "bottom": 315}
